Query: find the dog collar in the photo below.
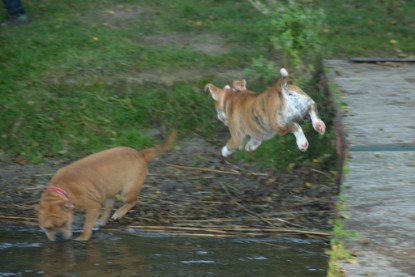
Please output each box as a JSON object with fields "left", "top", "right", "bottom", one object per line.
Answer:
{"left": 47, "top": 187, "right": 71, "bottom": 202}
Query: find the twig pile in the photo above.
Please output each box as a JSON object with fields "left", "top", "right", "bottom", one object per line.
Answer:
{"left": 0, "top": 138, "right": 336, "bottom": 238}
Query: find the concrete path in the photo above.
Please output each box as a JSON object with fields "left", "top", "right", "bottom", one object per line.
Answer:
{"left": 324, "top": 60, "right": 415, "bottom": 276}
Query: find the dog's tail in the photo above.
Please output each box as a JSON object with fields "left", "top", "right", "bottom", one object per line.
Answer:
{"left": 141, "top": 129, "right": 177, "bottom": 161}
{"left": 277, "top": 68, "right": 289, "bottom": 93}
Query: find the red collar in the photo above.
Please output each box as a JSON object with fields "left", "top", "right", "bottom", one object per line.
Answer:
{"left": 47, "top": 187, "right": 71, "bottom": 202}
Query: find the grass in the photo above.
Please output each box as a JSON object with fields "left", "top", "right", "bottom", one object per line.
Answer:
{"left": 0, "top": 0, "right": 330, "bottom": 169}
{"left": 319, "top": 0, "right": 415, "bottom": 57}
{"left": 1, "top": 0, "right": 413, "bottom": 167}
{"left": 326, "top": 195, "right": 358, "bottom": 277}
{"left": 0, "top": 1, "right": 251, "bottom": 160}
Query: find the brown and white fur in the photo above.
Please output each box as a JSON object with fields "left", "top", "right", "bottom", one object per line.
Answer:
{"left": 205, "top": 68, "right": 325, "bottom": 157}
{"left": 36, "top": 129, "right": 177, "bottom": 241}
{"left": 228, "top": 79, "right": 247, "bottom": 92}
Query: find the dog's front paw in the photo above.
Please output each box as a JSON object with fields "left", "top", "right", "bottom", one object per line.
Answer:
{"left": 221, "top": 146, "right": 234, "bottom": 157}
{"left": 298, "top": 141, "right": 309, "bottom": 151}
{"left": 297, "top": 139, "right": 309, "bottom": 152}
{"left": 313, "top": 120, "right": 326, "bottom": 135}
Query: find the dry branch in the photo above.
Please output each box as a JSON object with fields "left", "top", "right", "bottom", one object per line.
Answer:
{"left": 0, "top": 215, "right": 37, "bottom": 223}
{"left": 166, "top": 163, "right": 241, "bottom": 175}
{"left": 114, "top": 224, "right": 329, "bottom": 237}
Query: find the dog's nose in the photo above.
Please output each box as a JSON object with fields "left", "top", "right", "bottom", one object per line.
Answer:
{"left": 54, "top": 231, "right": 67, "bottom": 242}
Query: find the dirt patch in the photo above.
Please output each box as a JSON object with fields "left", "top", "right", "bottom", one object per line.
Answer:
{"left": 122, "top": 67, "right": 245, "bottom": 86}
{"left": 0, "top": 136, "right": 336, "bottom": 238}
{"left": 143, "top": 32, "right": 231, "bottom": 55}
{"left": 49, "top": 5, "right": 240, "bottom": 87}
{"left": 97, "top": 4, "right": 153, "bottom": 29}
{"left": 43, "top": 67, "right": 246, "bottom": 88}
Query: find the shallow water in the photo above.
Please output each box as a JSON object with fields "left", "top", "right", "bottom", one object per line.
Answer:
{"left": 0, "top": 225, "right": 328, "bottom": 276}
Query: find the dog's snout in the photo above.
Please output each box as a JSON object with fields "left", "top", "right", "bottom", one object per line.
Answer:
{"left": 54, "top": 231, "right": 67, "bottom": 242}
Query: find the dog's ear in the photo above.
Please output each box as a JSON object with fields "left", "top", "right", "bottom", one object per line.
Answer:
{"left": 241, "top": 79, "right": 247, "bottom": 88}
{"left": 204, "top": 83, "right": 222, "bottom": 101}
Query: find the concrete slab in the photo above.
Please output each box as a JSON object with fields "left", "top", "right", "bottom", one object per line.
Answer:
{"left": 325, "top": 60, "right": 415, "bottom": 146}
{"left": 324, "top": 60, "right": 415, "bottom": 276}
{"left": 341, "top": 151, "right": 415, "bottom": 276}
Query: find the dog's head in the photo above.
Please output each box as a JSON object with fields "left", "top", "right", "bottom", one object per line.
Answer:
{"left": 36, "top": 193, "right": 75, "bottom": 242}
{"left": 230, "top": 79, "right": 247, "bottom": 91}
{"left": 204, "top": 83, "right": 236, "bottom": 126}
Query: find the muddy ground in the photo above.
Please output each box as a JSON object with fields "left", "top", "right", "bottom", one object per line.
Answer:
{"left": 0, "top": 135, "right": 336, "bottom": 239}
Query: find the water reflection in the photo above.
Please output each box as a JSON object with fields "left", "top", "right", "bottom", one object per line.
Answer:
{"left": 36, "top": 237, "right": 147, "bottom": 276}
{"left": 0, "top": 225, "right": 328, "bottom": 276}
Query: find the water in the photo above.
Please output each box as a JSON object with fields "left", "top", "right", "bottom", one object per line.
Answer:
{"left": 0, "top": 225, "right": 328, "bottom": 276}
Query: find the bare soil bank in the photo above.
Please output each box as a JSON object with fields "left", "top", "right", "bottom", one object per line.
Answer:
{"left": 0, "top": 136, "right": 336, "bottom": 238}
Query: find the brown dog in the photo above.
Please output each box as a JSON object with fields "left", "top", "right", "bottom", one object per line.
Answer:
{"left": 36, "top": 129, "right": 177, "bottom": 241}
{"left": 205, "top": 68, "right": 325, "bottom": 157}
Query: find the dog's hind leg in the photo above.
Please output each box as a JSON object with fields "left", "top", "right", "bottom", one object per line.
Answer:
{"left": 95, "top": 197, "right": 115, "bottom": 227}
{"left": 111, "top": 200, "right": 138, "bottom": 221}
{"left": 309, "top": 104, "right": 325, "bottom": 135}
{"left": 111, "top": 175, "right": 145, "bottom": 221}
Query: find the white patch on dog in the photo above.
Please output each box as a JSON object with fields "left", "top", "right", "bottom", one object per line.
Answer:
{"left": 281, "top": 88, "right": 314, "bottom": 124}
{"left": 221, "top": 145, "right": 234, "bottom": 157}
{"left": 245, "top": 138, "right": 262, "bottom": 152}
{"left": 293, "top": 125, "right": 309, "bottom": 151}
{"left": 310, "top": 110, "right": 326, "bottom": 134}
{"left": 111, "top": 212, "right": 121, "bottom": 220}
{"left": 217, "top": 110, "right": 228, "bottom": 125}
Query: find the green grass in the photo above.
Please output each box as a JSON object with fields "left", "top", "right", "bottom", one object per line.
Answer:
{"left": 319, "top": 0, "right": 415, "bottom": 57}
{"left": 1, "top": 0, "right": 412, "bottom": 168}
{"left": 326, "top": 195, "right": 358, "bottom": 277}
